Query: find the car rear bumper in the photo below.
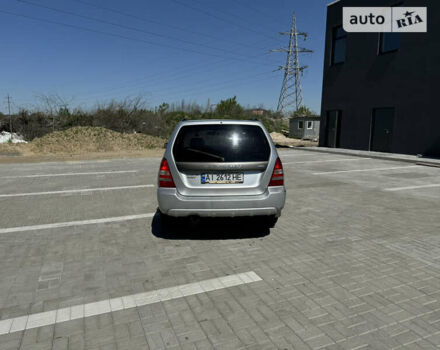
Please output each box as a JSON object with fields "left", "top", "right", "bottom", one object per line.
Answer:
{"left": 157, "top": 187, "right": 286, "bottom": 217}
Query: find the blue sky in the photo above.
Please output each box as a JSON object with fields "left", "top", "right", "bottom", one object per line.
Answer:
{"left": 0, "top": 0, "right": 330, "bottom": 114}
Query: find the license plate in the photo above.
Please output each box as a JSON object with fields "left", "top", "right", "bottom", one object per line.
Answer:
{"left": 201, "top": 173, "right": 244, "bottom": 184}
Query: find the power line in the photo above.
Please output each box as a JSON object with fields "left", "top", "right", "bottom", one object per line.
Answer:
{"left": 92, "top": 71, "right": 277, "bottom": 109}
{"left": 17, "top": 0, "right": 268, "bottom": 62}
{"left": 162, "top": 71, "right": 278, "bottom": 102}
{"left": 10, "top": 70, "right": 278, "bottom": 111}
{"left": 69, "top": 68, "right": 277, "bottom": 107}
{"left": 69, "top": 0, "right": 269, "bottom": 51}
{"left": 169, "top": 0, "right": 277, "bottom": 42}
{"left": 0, "top": 8, "right": 212, "bottom": 58}
{"left": 270, "top": 13, "right": 312, "bottom": 114}
{"left": 137, "top": 69, "right": 275, "bottom": 97}
{"left": 74, "top": 66, "right": 276, "bottom": 106}
{"left": 34, "top": 47, "right": 274, "bottom": 102}
{"left": 70, "top": 52, "right": 273, "bottom": 102}
{"left": 72, "top": 58, "right": 231, "bottom": 102}
{"left": 0, "top": 5, "right": 281, "bottom": 111}
{"left": 36, "top": 55, "right": 228, "bottom": 102}
{"left": 0, "top": 8, "right": 270, "bottom": 65}
{"left": 233, "top": 0, "right": 285, "bottom": 26}
{"left": 20, "top": 33, "right": 274, "bottom": 102}
{"left": 190, "top": 0, "right": 282, "bottom": 39}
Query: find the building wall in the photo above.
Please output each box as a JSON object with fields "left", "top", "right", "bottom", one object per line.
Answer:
{"left": 290, "top": 118, "right": 320, "bottom": 140}
{"left": 319, "top": 0, "right": 440, "bottom": 156}
{"left": 290, "top": 119, "right": 304, "bottom": 139}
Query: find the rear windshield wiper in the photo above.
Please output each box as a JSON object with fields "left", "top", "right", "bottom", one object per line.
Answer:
{"left": 185, "top": 148, "right": 225, "bottom": 161}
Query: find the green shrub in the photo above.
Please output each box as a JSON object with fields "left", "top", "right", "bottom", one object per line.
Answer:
{"left": 7, "top": 97, "right": 289, "bottom": 141}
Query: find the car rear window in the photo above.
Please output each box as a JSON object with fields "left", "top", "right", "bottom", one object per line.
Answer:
{"left": 173, "top": 124, "right": 270, "bottom": 162}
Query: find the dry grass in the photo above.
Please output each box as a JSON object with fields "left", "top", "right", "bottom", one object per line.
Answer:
{"left": 0, "top": 127, "right": 318, "bottom": 164}
{"left": 0, "top": 127, "right": 165, "bottom": 163}
{"left": 270, "top": 132, "right": 318, "bottom": 147}
{"left": 29, "top": 126, "right": 165, "bottom": 153}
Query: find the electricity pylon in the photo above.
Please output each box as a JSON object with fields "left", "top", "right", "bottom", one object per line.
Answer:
{"left": 270, "top": 13, "right": 312, "bottom": 115}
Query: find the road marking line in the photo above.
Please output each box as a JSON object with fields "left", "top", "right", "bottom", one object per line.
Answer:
{"left": 284, "top": 158, "right": 371, "bottom": 165}
{"left": 384, "top": 184, "right": 440, "bottom": 191}
{"left": 0, "top": 271, "right": 262, "bottom": 335}
{"left": 1, "top": 170, "right": 138, "bottom": 178}
{"left": 279, "top": 153, "right": 318, "bottom": 156}
{"left": 0, "top": 184, "right": 154, "bottom": 198}
{"left": 0, "top": 213, "right": 155, "bottom": 234}
{"left": 279, "top": 154, "right": 323, "bottom": 159}
{"left": 313, "top": 165, "right": 419, "bottom": 175}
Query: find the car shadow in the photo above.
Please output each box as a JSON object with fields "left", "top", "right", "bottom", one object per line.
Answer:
{"left": 151, "top": 210, "right": 270, "bottom": 240}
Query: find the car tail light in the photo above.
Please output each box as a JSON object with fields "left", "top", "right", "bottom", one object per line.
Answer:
{"left": 269, "top": 157, "right": 284, "bottom": 186}
{"left": 158, "top": 158, "right": 175, "bottom": 188}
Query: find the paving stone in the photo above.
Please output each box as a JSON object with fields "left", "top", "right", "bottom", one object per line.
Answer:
{"left": 1, "top": 153, "right": 440, "bottom": 349}
{"left": 52, "top": 337, "right": 69, "bottom": 350}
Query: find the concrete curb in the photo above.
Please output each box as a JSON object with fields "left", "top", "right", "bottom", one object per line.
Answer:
{"left": 289, "top": 146, "right": 440, "bottom": 167}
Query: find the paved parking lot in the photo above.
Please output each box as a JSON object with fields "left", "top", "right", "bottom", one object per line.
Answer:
{"left": 0, "top": 149, "right": 440, "bottom": 350}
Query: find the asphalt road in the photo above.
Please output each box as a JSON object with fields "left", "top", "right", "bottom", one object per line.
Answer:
{"left": 0, "top": 149, "right": 440, "bottom": 349}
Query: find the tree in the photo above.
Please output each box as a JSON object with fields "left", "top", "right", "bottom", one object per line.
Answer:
{"left": 290, "top": 106, "right": 312, "bottom": 118}
{"left": 37, "top": 94, "right": 71, "bottom": 131}
{"left": 59, "top": 106, "right": 70, "bottom": 117}
{"left": 216, "top": 96, "right": 243, "bottom": 116}
{"left": 157, "top": 102, "right": 169, "bottom": 115}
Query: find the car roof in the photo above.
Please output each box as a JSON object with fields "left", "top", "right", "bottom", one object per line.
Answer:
{"left": 178, "top": 119, "right": 264, "bottom": 126}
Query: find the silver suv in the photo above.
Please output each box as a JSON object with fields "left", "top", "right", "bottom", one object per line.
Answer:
{"left": 157, "top": 120, "right": 286, "bottom": 227}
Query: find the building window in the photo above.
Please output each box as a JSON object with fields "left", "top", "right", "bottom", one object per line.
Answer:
{"left": 298, "top": 121, "right": 304, "bottom": 129}
{"left": 331, "top": 26, "right": 346, "bottom": 65}
{"left": 307, "top": 121, "right": 313, "bottom": 129}
{"left": 379, "top": 32, "right": 400, "bottom": 54}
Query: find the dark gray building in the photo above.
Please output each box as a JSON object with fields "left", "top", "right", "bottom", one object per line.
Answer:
{"left": 319, "top": 0, "right": 439, "bottom": 156}
{"left": 290, "top": 116, "right": 320, "bottom": 140}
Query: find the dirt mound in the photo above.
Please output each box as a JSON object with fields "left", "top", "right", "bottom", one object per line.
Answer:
{"left": 270, "top": 132, "right": 317, "bottom": 147}
{"left": 27, "top": 127, "right": 165, "bottom": 154}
